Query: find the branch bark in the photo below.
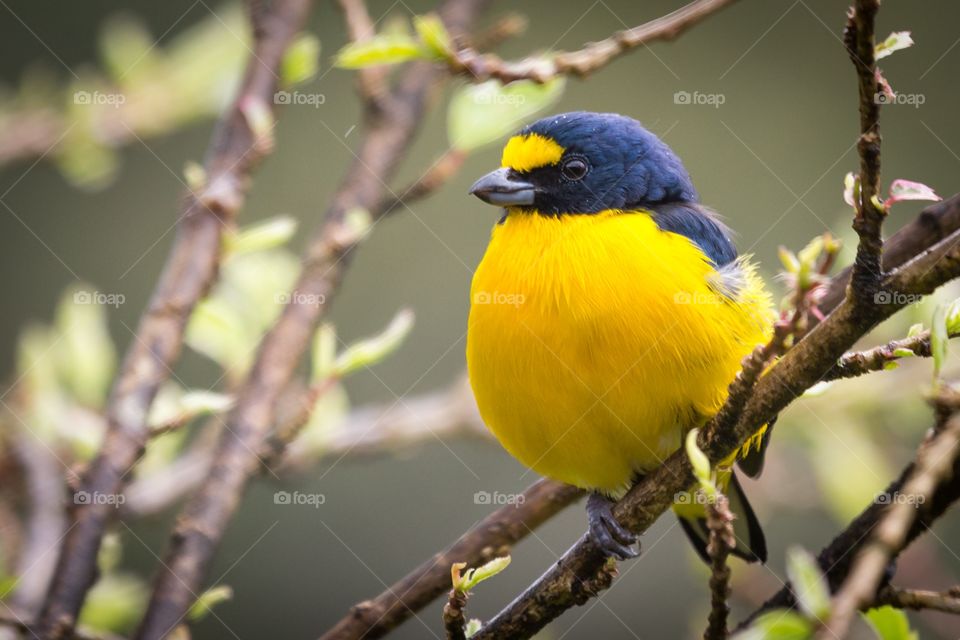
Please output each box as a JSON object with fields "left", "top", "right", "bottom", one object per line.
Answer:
{"left": 446, "top": 0, "right": 739, "bottom": 83}
{"left": 134, "top": 1, "right": 490, "bottom": 637}
{"left": 844, "top": 0, "right": 885, "bottom": 303}
{"left": 318, "top": 479, "right": 580, "bottom": 640}
{"left": 35, "top": 2, "right": 313, "bottom": 637}
{"left": 738, "top": 412, "right": 960, "bottom": 630}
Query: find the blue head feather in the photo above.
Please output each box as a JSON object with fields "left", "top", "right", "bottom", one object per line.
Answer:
{"left": 514, "top": 112, "right": 736, "bottom": 265}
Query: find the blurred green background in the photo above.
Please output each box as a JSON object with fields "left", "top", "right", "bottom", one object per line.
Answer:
{"left": 2, "top": 0, "right": 960, "bottom": 638}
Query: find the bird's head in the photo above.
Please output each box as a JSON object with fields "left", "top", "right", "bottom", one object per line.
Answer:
{"left": 469, "top": 111, "right": 698, "bottom": 215}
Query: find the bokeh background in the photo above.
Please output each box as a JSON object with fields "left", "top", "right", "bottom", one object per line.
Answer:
{"left": 2, "top": 0, "right": 960, "bottom": 638}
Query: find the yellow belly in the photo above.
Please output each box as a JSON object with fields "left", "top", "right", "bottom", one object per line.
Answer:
{"left": 466, "top": 210, "right": 771, "bottom": 496}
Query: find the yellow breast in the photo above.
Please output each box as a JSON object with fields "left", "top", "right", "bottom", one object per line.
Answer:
{"left": 466, "top": 210, "right": 771, "bottom": 496}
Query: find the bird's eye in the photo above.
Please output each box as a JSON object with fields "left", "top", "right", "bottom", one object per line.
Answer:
{"left": 560, "top": 157, "right": 589, "bottom": 181}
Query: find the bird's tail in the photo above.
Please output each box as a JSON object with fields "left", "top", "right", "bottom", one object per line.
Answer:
{"left": 673, "top": 470, "right": 767, "bottom": 564}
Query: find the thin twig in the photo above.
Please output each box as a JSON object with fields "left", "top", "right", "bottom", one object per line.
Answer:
{"left": 318, "top": 479, "right": 580, "bottom": 640}
{"left": 818, "top": 415, "right": 960, "bottom": 639}
{"left": 442, "top": 589, "right": 468, "bottom": 640}
{"left": 447, "top": 0, "right": 740, "bottom": 83}
{"left": 844, "top": 0, "right": 885, "bottom": 301}
{"left": 134, "top": 2, "right": 491, "bottom": 637}
{"left": 737, "top": 393, "right": 960, "bottom": 630}
{"left": 874, "top": 585, "right": 960, "bottom": 615}
{"left": 704, "top": 494, "right": 735, "bottom": 640}
{"left": 34, "top": 2, "right": 313, "bottom": 637}
{"left": 337, "top": 0, "right": 390, "bottom": 110}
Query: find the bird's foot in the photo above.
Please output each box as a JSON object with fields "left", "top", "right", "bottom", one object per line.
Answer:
{"left": 586, "top": 493, "right": 639, "bottom": 560}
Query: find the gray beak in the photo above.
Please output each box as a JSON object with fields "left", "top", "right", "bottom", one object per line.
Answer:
{"left": 469, "top": 167, "right": 536, "bottom": 207}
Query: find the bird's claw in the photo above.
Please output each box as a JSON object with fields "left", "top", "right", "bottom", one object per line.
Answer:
{"left": 586, "top": 493, "right": 639, "bottom": 560}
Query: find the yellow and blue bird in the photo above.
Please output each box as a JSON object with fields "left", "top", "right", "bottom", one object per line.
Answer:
{"left": 466, "top": 111, "right": 773, "bottom": 561}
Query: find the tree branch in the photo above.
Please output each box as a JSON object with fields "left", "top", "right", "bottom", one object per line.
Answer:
{"left": 318, "top": 479, "right": 581, "bottom": 640}
{"left": 737, "top": 403, "right": 960, "bottom": 629}
{"left": 134, "top": 1, "right": 491, "bottom": 637}
{"left": 446, "top": 0, "right": 739, "bottom": 83}
{"left": 35, "top": 2, "right": 313, "bottom": 637}
{"left": 819, "top": 194, "right": 960, "bottom": 315}
{"left": 844, "top": 0, "right": 885, "bottom": 303}
{"left": 818, "top": 413, "right": 960, "bottom": 638}
{"left": 704, "top": 494, "right": 735, "bottom": 640}
{"left": 875, "top": 585, "right": 960, "bottom": 615}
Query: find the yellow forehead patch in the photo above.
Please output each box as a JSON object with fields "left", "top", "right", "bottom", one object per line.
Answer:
{"left": 501, "top": 134, "right": 565, "bottom": 172}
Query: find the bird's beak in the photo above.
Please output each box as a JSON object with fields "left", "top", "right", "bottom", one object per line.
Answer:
{"left": 469, "top": 167, "right": 535, "bottom": 207}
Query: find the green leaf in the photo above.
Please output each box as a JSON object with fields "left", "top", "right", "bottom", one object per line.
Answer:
{"left": 875, "top": 31, "right": 914, "bottom": 60}
{"left": 335, "top": 33, "right": 427, "bottom": 68}
{"left": 862, "top": 605, "right": 918, "bottom": 640}
{"left": 906, "top": 323, "right": 924, "bottom": 338}
{"left": 188, "top": 585, "right": 234, "bottom": 622}
{"left": 224, "top": 215, "right": 299, "bottom": 256}
{"left": 78, "top": 573, "right": 148, "bottom": 633}
{"left": 932, "top": 304, "right": 949, "bottom": 380}
{"left": 333, "top": 309, "right": 414, "bottom": 377}
{"left": 843, "top": 171, "right": 859, "bottom": 208}
{"left": 0, "top": 576, "right": 19, "bottom": 600}
{"left": 732, "top": 610, "right": 813, "bottom": 640}
{"left": 891, "top": 348, "right": 916, "bottom": 358}
{"left": 282, "top": 34, "right": 320, "bottom": 86}
{"left": 413, "top": 14, "right": 451, "bottom": 59}
{"left": 778, "top": 247, "right": 800, "bottom": 274}
{"left": 447, "top": 78, "right": 565, "bottom": 151}
{"left": 785, "top": 547, "right": 831, "bottom": 620}
{"left": 97, "top": 533, "right": 123, "bottom": 574}
{"left": 56, "top": 285, "right": 118, "bottom": 408}
{"left": 685, "top": 428, "right": 715, "bottom": 497}
{"left": 464, "top": 619, "right": 482, "bottom": 638}
{"left": 312, "top": 323, "right": 337, "bottom": 382}
{"left": 452, "top": 556, "right": 511, "bottom": 593}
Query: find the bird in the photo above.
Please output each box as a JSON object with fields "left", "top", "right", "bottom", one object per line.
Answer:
{"left": 465, "top": 111, "right": 774, "bottom": 562}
